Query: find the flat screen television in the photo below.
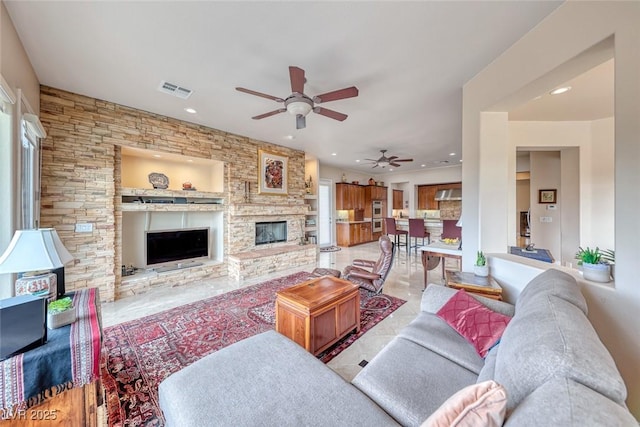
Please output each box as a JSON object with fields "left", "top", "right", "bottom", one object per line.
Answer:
{"left": 145, "top": 227, "right": 209, "bottom": 267}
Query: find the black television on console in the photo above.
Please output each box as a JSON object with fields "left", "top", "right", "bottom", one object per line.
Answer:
{"left": 145, "top": 227, "right": 210, "bottom": 268}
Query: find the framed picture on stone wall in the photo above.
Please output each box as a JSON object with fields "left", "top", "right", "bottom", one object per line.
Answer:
{"left": 258, "top": 150, "right": 288, "bottom": 195}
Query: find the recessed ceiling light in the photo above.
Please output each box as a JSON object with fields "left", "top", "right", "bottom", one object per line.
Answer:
{"left": 187, "top": 159, "right": 193, "bottom": 163}
{"left": 355, "top": 159, "right": 360, "bottom": 163}
{"left": 389, "top": 168, "right": 394, "bottom": 172}
{"left": 153, "top": 154, "right": 162, "bottom": 158}
{"left": 449, "top": 152, "right": 456, "bottom": 156}
{"left": 421, "top": 164, "right": 426, "bottom": 167}
{"left": 331, "top": 153, "right": 337, "bottom": 156}
{"left": 550, "top": 86, "right": 571, "bottom": 95}
{"left": 184, "top": 107, "right": 197, "bottom": 114}
{"left": 284, "top": 135, "right": 295, "bottom": 140}
{"left": 459, "top": 159, "right": 463, "bottom": 162}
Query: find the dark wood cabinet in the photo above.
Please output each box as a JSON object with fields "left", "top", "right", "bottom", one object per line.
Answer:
{"left": 418, "top": 185, "right": 439, "bottom": 210}
{"left": 336, "top": 183, "right": 365, "bottom": 210}
{"left": 364, "top": 185, "right": 387, "bottom": 217}
{"left": 392, "top": 189, "right": 403, "bottom": 210}
{"left": 336, "top": 222, "right": 372, "bottom": 247}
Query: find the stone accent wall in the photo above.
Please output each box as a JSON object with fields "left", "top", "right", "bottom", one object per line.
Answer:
{"left": 39, "top": 86, "right": 307, "bottom": 302}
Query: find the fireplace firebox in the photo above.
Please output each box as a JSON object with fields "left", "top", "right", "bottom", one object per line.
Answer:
{"left": 255, "top": 221, "right": 287, "bottom": 246}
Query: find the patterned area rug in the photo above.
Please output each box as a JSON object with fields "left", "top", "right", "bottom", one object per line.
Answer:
{"left": 101, "top": 271, "right": 405, "bottom": 426}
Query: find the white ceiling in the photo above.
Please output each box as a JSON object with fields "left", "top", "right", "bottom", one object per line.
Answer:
{"left": 6, "top": 1, "right": 566, "bottom": 174}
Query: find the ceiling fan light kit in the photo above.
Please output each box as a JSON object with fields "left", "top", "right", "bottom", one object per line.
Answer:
{"left": 236, "top": 66, "right": 358, "bottom": 129}
{"left": 366, "top": 150, "right": 414, "bottom": 169}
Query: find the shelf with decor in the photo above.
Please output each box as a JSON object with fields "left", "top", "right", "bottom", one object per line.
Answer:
{"left": 304, "top": 195, "right": 318, "bottom": 244}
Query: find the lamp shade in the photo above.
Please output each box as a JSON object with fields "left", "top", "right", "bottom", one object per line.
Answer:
{"left": 456, "top": 217, "right": 463, "bottom": 227}
{"left": 0, "top": 228, "right": 74, "bottom": 274}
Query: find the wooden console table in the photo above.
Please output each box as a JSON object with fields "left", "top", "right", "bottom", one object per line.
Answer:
{"left": 275, "top": 276, "right": 360, "bottom": 355}
{"left": 0, "top": 288, "right": 102, "bottom": 426}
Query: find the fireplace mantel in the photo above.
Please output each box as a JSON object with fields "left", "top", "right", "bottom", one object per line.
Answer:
{"left": 230, "top": 203, "right": 307, "bottom": 217}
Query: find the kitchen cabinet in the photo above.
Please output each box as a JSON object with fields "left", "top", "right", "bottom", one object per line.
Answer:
{"left": 392, "top": 189, "right": 403, "bottom": 210}
{"left": 336, "top": 222, "right": 372, "bottom": 247}
{"left": 364, "top": 185, "right": 387, "bottom": 217}
{"left": 336, "top": 183, "right": 365, "bottom": 210}
{"left": 418, "top": 185, "right": 439, "bottom": 210}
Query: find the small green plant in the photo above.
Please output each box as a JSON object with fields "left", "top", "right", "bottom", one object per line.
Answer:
{"left": 48, "top": 297, "right": 73, "bottom": 314}
{"left": 475, "top": 251, "right": 486, "bottom": 267}
{"left": 575, "top": 247, "right": 603, "bottom": 265}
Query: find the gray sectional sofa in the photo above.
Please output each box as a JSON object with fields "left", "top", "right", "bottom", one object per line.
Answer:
{"left": 159, "top": 269, "right": 637, "bottom": 426}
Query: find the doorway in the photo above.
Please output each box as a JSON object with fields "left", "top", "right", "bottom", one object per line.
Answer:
{"left": 318, "top": 179, "right": 333, "bottom": 247}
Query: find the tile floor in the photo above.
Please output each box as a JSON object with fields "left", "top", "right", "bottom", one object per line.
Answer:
{"left": 101, "top": 241, "right": 454, "bottom": 382}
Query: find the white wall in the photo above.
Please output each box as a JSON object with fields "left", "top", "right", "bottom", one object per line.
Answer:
{"left": 0, "top": 2, "right": 40, "bottom": 299}
{"left": 463, "top": 2, "right": 640, "bottom": 416}
{"left": 529, "top": 151, "right": 561, "bottom": 259}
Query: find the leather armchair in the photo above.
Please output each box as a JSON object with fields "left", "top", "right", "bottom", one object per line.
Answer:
{"left": 343, "top": 235, "right": 395, "bottom": 293}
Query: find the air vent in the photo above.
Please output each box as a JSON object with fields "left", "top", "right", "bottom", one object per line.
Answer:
{"left": 158, "top": 81, "right": 193, "bottom": 99}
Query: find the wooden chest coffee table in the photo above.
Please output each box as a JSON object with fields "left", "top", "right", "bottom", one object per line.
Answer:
{"left": 275, "top": 276, "right": 360, "bottom": 356}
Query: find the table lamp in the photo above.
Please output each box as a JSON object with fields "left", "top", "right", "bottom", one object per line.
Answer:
{"left": 0, "top": 228, "right": 74, "bottom": 297}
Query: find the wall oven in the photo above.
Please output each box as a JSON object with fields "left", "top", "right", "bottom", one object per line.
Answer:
{"left": 372, "top": 200, "right": 383, "bottom": 218}
{"left": 372, "top": 218, "right": 383, "bottom": 233}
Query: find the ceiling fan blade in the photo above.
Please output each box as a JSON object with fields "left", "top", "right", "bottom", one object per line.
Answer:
{"left": 387, "top": 155, "right": 398, "bottom": 160}
{"left": 394, "top": 158, "right": 414, "bottom": 162}
{"left": 313, "top": 86, "right": 359, "bottom": 103}
{"left": 372, "top": 164, "right": 378, "bottom": 168}
{"left": 364, "top": 158, "right": 379, "bottom": 162}
{"left": 236, "top": 87, "right": 284, "bottom": 102}
{"left": 313, "top": 107, "right": 348, "bottom": 121}
{"left": 252, "top": 109, "right": 286, "bottom": 120}
{"left": 289, "top": 66, "right": 305, "bottom": 94}
{"left": 390, "top": 162, "right": 402, "bottom": 167}
{"left": 296, "top": 114, "right": 306, "bottom": 130}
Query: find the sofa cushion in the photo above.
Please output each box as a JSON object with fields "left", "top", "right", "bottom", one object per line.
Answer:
{"left": 159, "top": 330, "right": 398, "bottom": 427}
{"left": 476, "top": 344, "right": 499, "bottom": 383}
{"left": 436, "top": 289, "right": 511, "bottom": 357}
{"left": 399, "top": 312, "right": 485, "bottom": 374}
{"left": 494, "top": 294, "right": 627, "bottom": 413}
{"left": 421, "top": 284, "right": 515, "bottom": 317}
{"left": 516, "top": 268, "right": 587, "bottom": 314}
{"left": 504, "top": 378, "right": 637, "bottom": 427}
{"left": 421, "top": 380, "right": 507, "bottom": 427}
{"left": 352, "top": 336, "right": 478, "bottom": 427}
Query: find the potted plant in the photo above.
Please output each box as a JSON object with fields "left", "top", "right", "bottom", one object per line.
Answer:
{"left": 575, "top": 247, "right": 611, "bottom": 283}
{"left": 47, "top": 297, "right": 76, "bottom": 329}
{"left": 474, "top": 251, "right": 489, "bottom": 277}
{"left": 600, "top": 249, "right": 615, "bottom": 280}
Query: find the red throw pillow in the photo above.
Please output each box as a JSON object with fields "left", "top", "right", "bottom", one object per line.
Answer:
{"left": 436, "top": 289, "right": 511, "bottom": 357}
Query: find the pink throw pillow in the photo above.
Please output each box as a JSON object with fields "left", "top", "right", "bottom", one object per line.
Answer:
{"left": 421, "top": 380, "right": 507, "bottom": 427}
{"left": 436, "top": 289, "right": 511, "bottom": 357}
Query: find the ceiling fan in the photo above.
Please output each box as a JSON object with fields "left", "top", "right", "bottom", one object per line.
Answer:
{"left": 236, "top": 66, "right": 358, "bottom": 130}
{"left": 366, "top": 150, "right": 414, "bottom": 168}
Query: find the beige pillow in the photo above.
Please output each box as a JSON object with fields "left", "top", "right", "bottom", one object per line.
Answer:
{"left": 421, "top": 380, "right": 507, "bottom": 427}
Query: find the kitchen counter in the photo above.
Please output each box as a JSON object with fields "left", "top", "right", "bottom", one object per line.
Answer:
{"left": 337, "top": 220, "right": 371, "bottom": 224}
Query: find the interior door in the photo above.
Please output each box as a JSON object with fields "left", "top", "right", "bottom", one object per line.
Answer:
{"left": 318, "top": 179, "right": 333, "bottom": 247}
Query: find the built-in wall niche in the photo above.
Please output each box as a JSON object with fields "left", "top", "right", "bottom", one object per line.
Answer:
{"left": 122, "top": 211, "right": 223, "bottom": 270}
{"left": 121, "top": 146, "right": 224, "bottom": 193}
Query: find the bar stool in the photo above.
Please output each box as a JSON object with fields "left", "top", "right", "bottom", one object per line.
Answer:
{"left": 409, "top": 218, "right": 430, "bottom": 255}
{"left": 384, "top": 217, "right": 408, "bottom": 252}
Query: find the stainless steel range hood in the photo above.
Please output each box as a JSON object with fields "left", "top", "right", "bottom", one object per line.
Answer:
{"left": 434, "top": 188, "right": 462, "bottom": 201}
